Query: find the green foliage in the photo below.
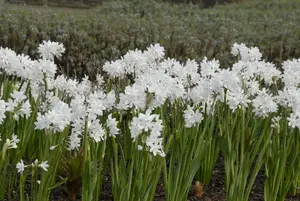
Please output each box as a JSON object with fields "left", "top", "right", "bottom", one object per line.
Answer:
{"left": 1, "top": 0, "right": 300, "bottom": 80}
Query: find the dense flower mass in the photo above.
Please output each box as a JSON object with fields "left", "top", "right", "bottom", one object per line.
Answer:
{"left": 0, "top": 40, "right": 299, "bottom": 163}
{"left": 1, "top": 37, "right": 300, "bottom": 201}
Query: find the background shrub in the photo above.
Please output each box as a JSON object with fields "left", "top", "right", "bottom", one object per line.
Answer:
{"left": 0, "top": 0, "right": 300, "bottom": 80}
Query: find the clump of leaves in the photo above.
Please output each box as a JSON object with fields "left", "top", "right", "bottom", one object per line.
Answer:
{"left": 58, "top": 148, "right": 84, "bottom": 200}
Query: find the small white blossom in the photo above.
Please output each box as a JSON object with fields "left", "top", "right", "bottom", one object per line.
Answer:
{"left": 183, "top": 106, "right": 203, "bottom": 128}
{"left": 16, "top": 160, "right": 25, "bottom": 173}
{"left": 38, "top": 161, "right": 49, "bottom": 171}
{"left": 106, "top": 114, "right": 119, "bottom": 137}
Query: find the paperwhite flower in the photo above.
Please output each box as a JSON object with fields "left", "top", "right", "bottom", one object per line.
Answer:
{"left": 11, "top": 134, "right": 20, "bottom": 144}
{"left": 122, "top": 49, "right": 144, "bottom": 75}
{"left": 96, "top": 74, "right": 105, "bottom": 88}
{"left": 106, "top": 114, "right": 119, "bottom": 137}
{"left": 38, "top": 161, "right": 49, "bottom": 171}
{"left": 252, "top": 89, "right": 277, "bottom": 117}
{"left": 35, "top": 98, "right": 71, "bottom": 133}
{"left": 34, "top": 58, "right": 57, "bottom": 79}
{"left": 0, "top": 100, "right": 6, "bottom": 124}
{"left": 38, "top": 40, "right": 65, "bottom": 61}
{"left": 118, "top": 85, "right": 146, "bottom": 110}
{"left": 10, "top": 90, "right": 26, "bottom": 103}
{"left": 231, "top": 43, "right": 262, "bottom": 62}
{"left": 16, "top": 100, "right": 31, "bottom": 119}
{"left": 16, "top": 160, "right": 25, "bottom": 173}
{"left": 183, "top": 105, "right": 203, "bottom": 128}
{"left": 88, "top": 119, "right": 106, "bottom": 142}
{"left": 102, "top": 60, "right": 125, "bottom": 78}
{"left": 86, "top": 90, "right": 107, "bottom": 116}
{"left": 145, "top": 136, "right": 165, "bottom": 157}
{"left": 200, "top": 57, "right": 220, "bottom": 78}
{"left": 226, "top": 89, "right": 250, "bottom": 111}
{"left": 5, "top": 99, "right": 18, "bottom": 112}
{"left": 271, "top": 116, "right": 281, "bottom": 129}
{"left": 129, "top": 110, "right": 165, "bottom": 156}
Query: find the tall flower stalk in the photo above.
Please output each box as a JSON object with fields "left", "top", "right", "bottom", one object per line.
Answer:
{"left": 163, "top": 102, "right": 216, "bottom": 201}
{"left": 219, "top": 104, "right": 272, "bottom": 201}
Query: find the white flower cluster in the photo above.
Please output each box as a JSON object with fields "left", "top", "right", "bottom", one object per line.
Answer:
{"left": 16, "top": 159, "right": 49, "bottom": 174}
{"left": 38, "top": 40, "right": 65, "bottom": 61}
{"left": 184, "top": 106, "right": 203, "bottom": 128}
{"left": 102, "top": 42, "right": 282, "bottom": 128}
{"left": 2, "top": 40, "right": 300, "bottom": 161}
{"left": 1, "top": 134, "right": 20, "bottom": 160}
{"left": 130, "top": 109, "right": 164, "bottom": 157}
{"left": 2, "top": 134, "right": 20, "bottom": 150}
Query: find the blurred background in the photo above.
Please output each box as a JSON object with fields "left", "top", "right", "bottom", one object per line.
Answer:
{"left": 0, "top": 0, "right": 299, "bottom": 80}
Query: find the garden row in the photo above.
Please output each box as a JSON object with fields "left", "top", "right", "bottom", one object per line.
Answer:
{"left": 1, "top": 39, "right": 300, "bottom": 201}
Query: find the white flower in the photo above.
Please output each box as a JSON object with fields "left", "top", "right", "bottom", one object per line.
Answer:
{"left": 145, "top": 44, "right": 165, "bottom": 60}
{"left": 145, "top": 136, "right": 165, "bottom": 157}
{"left": 34, "top": 58, "right": 57, "bottom": 79}
{"left": 96, "top": 74, "right": 105, "bottom": 88}
{"left": 129, "top": 110, "right": 165, "bottom": 156}
{"left": 102, "top": 60, "right": 125, "bottom": 78}
{"left": 226, "top": 89, "right": 250, "bottom": 111}
{"left": 68, "top": 118, "right": 84, "bottom": 150}
{"left": 183, "top": 106, "right": 203, "bottom": 128}
{"left": 106, "top": 114, "right": 119, "bottom": 137}
{"left": 11, "top": 134, "right": 20, "bottom": 144}
{"left": 122, "top": 49, "right": 144, "bottom": 75}
{"left": 50, "top": 145, "right": 58, "bottom": 150}
{"left": 200, "top": 57, "right": 220, "bottom": 78}
{"left": 117, "top": 85, "right": 146, "bottom": 110}
{"left": 4, "top": 134, "right": 20, "bottom": 149}
{"left": 252, "top": 89, "right": 277, "bottom": 117}
{"left": 86, "top": 90, "right": 107, "bottom": 116}
{"left": 16, "top": 160, "right": 25, "bottom": 173}
{"left": 32, "top": 159, "right": 39, "bottom": 167}
{"left": 5, "top": 99, "right": 18, "bottom": 112}
{"left": 136, "top": 109, "right": 156, "bottom": 132}
{"left": 231, "top": 43, "right": 262, "bottom": 62}
{"left": 88, "top": 119, "right": 106, "bottom": 142}
{"left": 271, "top": 116, "right": 281, "bottom": 129}
{"left": 16, "top": 100, "right": 31, "bottom": 119}
{"left": 38, "top": 161, "right": 49, "bottom": 171}
{"left": 35, "top": 98, "right": 71, "bottom": 133}
{"left": 38, "top": 40, "right": 65, "bottom": 61}
{"left": 0, "top": 100, "right": 6, "bottom": 124}
{"left": 10, "top": 90, "right": 26, "bottom": 103}
{"left": 103, "top": 90, "right": 116, "bottom": 111}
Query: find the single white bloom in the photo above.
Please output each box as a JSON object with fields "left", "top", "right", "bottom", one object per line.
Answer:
{"left": 38, "top": 161, "right": 49, "bottom": 171}
{"left": 183, "top": 106, "right": 203, "bottom": 128}
{"left": 16, "top": 160, "right": 25, "bottom": 173}
{"left": 106, "top": 114, "right": 119, "bottom": 137}
{"left": 0, "top": 99, "right": 6, "bottom": 124}
{"left": 10, "top": 90, "right": 26, "bottom": 103}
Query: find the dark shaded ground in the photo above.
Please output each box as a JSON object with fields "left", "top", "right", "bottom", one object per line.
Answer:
{"left": 49, "top": 156, "right": 300, "bottom": 201}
